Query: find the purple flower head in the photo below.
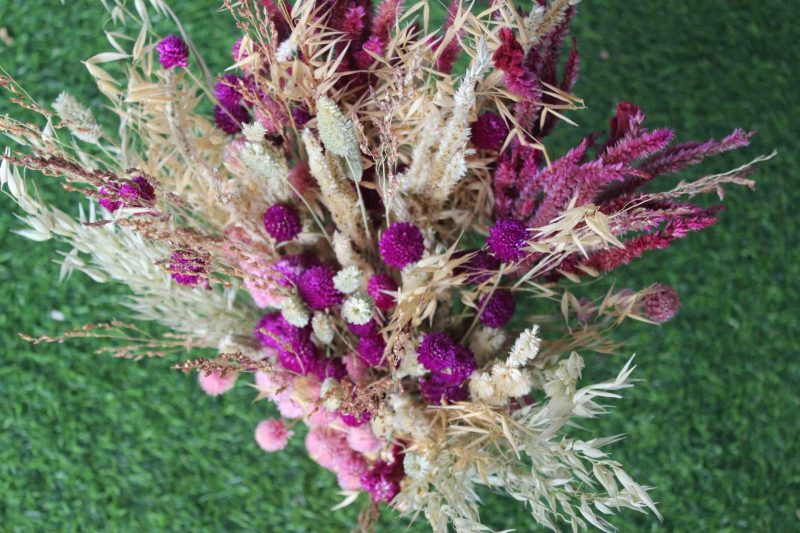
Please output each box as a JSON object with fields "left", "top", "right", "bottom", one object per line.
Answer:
{"left": 417, "top": 332, "right": 458, "bottom": 373}
{"left": 254, "top": 312, "right": 297, "bottom": 349}
{"left": 643, "top": 284, "right": 680, "bottom": 323}
{"left": 168, "top": 249, "right": 209, "bottom": 288}
{"left": 214, "top": 104, "right": 250, "bottom": 134}
{"left": 347, "top": 319, "right": 379, "bottom": 336}
{"left": 156, "top": 35, "right": 189, "bottom": 69}
{"left": 277, "top": 336, "right": 318, "bottom": 375}
{"left": 357, "top": 334, "right": 386, "bottom": 366}
{"left": 263, "top": 203, "right": 302, "bottom": 242}
{"left": 298, "top": 266, "right": 343, "bottom": 310}
{"left": 98, "top": 175, "right": 156, "bottom": 213}
{"left": 471, "top": 112, "right": 508, "bottom": 151}
{"left": 272, "top": 255, "right": 306, "bottom": 287}
{"left": 360, "top": 456, "right": 404, "bottom": 503}
{"left": 316, "top": 357, "right": 347, "bottom": 381}
{"left": 487, "top": 217, "right": 529, "bottom": 262}
{"left": 342, "top": 5, "right": 367, "bottom": 38}
{"left": 454, "top": 249, "right": 500, "bottom": 284}
{"left": 419, "top": 374, "right": 469, "bottom": 404}
{"left": 341, "top": 409, "right": 372, "bottom": 427}
{"left": 367, "top": 274, "right": 398, "bottom": 311}
{"left": 215, "top": 74, "right": 245, "bottom": 109}
{"left": 231, "top": 38, "right": 248, "bottom": 63}
{"left": 379, "top": 222, "right": 424, "bottom": 269}
{"left": 291, "top": 106, "right": 312, "bottom": 128}
{"left": 443, "top": 346, "right": 476, "bottom": 385}
{"left": 479, "top": 289, "right": 516, "bottom": 328}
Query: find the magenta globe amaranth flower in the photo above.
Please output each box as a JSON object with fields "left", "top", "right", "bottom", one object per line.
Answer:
{"left": 98, "top": 175, "right": 156, "bottom": 213}
{"left": 379, "top": 221, "right": 424, "bottom": 269}
{"left": 455, "top": 249, "right": 500, "bottom": 284}
{"left": 215, "top": 74, "right": 246, "bottom": 109}
{"left": 168, "top": 249, "right": 209, "bottom": 288}
{"left": 479, "top": 289, "right": 516, "bottom": 328}
{"left": 367, "top": 274, "right": 398, "bottom": 311}
{"left": 156, "top": 35, "right": 189, "bottom": 69}
{"left": 298, "top": 265, "right": 343, "bottom": 310}
{"left": 214, "top": 104, "right": 250, "bottom": 134}
{"left": 419, "top": 374, "right": 469, "bottom": 404}
{"left": 263, "top": 203, "right": 302, "bottom": 242}
{"left": 360, "top": 456, "right": 404, "bottom": 503}
{"left": 357, "top": 334, "right": 386, "bottom": 366}
{"left": 347, "top": 318, "right": 378, "bottom": 336}
{"left": 487, "top": 217, "right": 529, "bottom": 262}
{"left": 643, "top": 284, "right": 681, "bottom": 323}
{"left": 471, "top": 112, "right": 509, "bottom": 151}
{"left": 417, "top": 332, "right": 458, "bottom": 372}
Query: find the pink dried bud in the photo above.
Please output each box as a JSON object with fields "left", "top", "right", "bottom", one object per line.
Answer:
{"left": 643, "top": 284, "right": 680, "bottom": 323}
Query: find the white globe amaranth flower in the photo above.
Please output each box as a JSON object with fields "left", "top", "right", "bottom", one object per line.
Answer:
{"left": 280, "top": 293, "right": 310, "bottom": 327}
{"left": 507, "top": 325, "right": 541, "bottom": 367}
{"left": 342, "top": 294, "right": 373, "bottom": 325}
{"left": 311, "top": 312, "right": 335, "bottom": 344}
{"left": 320, "top": 377, "right": 343, "bottom": 411}
{"left": 333, "top": 265, "right": 362, "bottom": 294}
{"left": 403, "top": 452, "right": 432, "bottom": 480}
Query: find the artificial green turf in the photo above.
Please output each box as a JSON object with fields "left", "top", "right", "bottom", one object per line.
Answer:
{"left": 1, "top": 1, "right": 798, "bottom": 531}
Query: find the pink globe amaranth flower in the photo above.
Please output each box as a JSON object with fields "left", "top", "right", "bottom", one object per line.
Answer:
{"left": 231, "top": 37, "right": 250, "bottom": 65}
{"left": 336, "top": 454, "right": 368, "bottom": 491}
{"left": 367, "top": 274, "right": 398, "bottom": 311}
{"left": 255, "top": 418, "right": 293, "bottom": 452}
{"left": 341, "top": 410, "right": 371, "bottom": 427}
{"left": 169, "top": 249, "right": 209, "bottom": 288}
{"left": 298, "top": 265, "right": 343, "bottom": 310}
{"left": 215, "top": 74, "right": 245, "bottom": 109}
{"left": 487, "top": 217, "right": 529, "bottom": 262}
{"left": 305, "top": 405, "right": 338, "bottom": 428}
{"left": 417, "top": 332, "right": 458, "bottom": 372}
{"left": 244, "top": 276, "right": 283, "bottom": 308}
{"left": 98, "top": 175, "right": 156, "bottom": 213}
{"left": 214, "top": 104, "right": 250, "bottom": 134}
{"left": 306, "top": 427, "right": 350, "bottom": 471}
{"left": 478, "top": 289, "right": 516, "bottom": 328}
{"left": 360, "top": 455, "right": 405, "bottom": 503}
{"left": 254, "top": 369, "right": 293, "bottom": 394}
{"left": 288, "top": 162, "right": 314, "bottom": 194}
{"left": 274, "top": 388, "right": 304, "bottom": 419}
{"left": 357, "top": 334, "right": 386, "bottom": 367}
{"left": 344, "top": 353, "right": 370, "bottom": 384}
{"left": 379, "top": 221, "right": 425, "bottom": 269}
{"left": 454, "top": 249, "right": 500, "bottom": 284}
{"left": 347, "top": 319, "right": 379, "bottom": 336}
{"left": 263, "top": 203, "right": 302, "bottom": 242}
{"left": 471, "top": 112, "right": 509, "bottom": 151}
{"left": 347, "top": 424, "right": 381, "bottom": 454}
{"left": 643, "top": 284, "right": 681, "bottom": 323}
{"left": 198, "top": 370, "right": 237, "bottom": 396}
{"left": 156, "top": 35, "right": 189, "bottom": 69}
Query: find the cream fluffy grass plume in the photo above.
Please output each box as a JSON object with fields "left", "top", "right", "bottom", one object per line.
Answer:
{"left": 0, "top": 0, "right": 768, "bottom": 530}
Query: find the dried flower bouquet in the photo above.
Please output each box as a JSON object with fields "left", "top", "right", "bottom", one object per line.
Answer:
{"left": 0, "top": 0, "right": 767, "bottom": 530}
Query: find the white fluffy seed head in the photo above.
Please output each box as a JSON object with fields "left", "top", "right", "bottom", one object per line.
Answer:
{"left": 242, "top": 122, "right": 267, "bottom": 143}
{"left": 342, "top": 294, "right": 373, "bottom": 325}
{"left": 507, "top": 325, "right": 541, "bottom": 367}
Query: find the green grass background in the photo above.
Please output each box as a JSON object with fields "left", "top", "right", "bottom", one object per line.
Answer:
{"left": 1, "top": 0, "right": 798, "bottom": 531}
